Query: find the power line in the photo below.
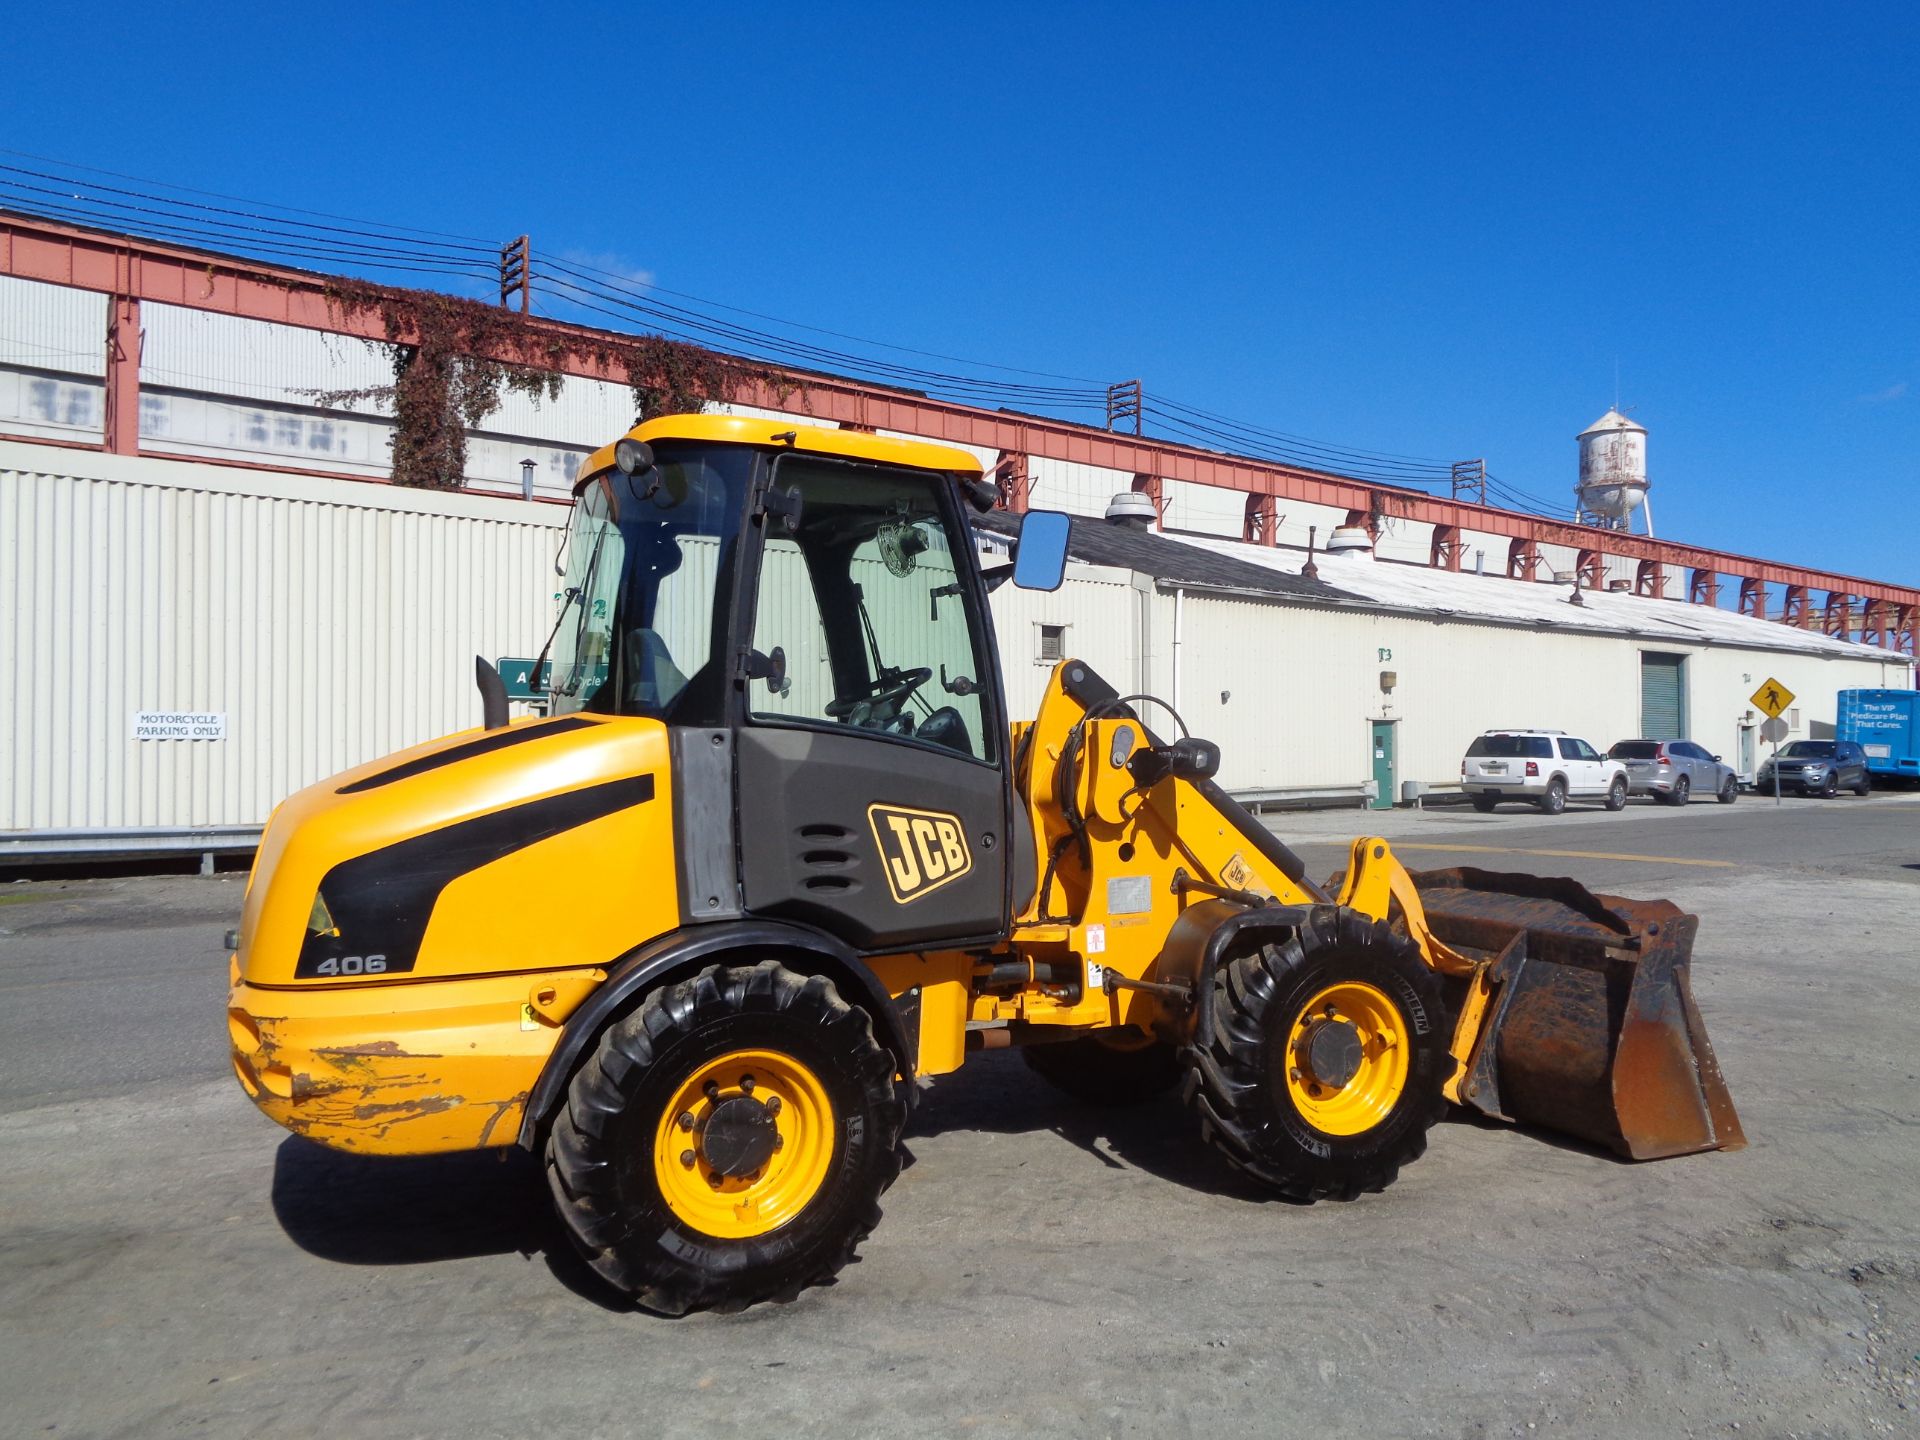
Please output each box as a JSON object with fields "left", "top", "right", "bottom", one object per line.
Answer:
{"left": 0, "top": 147, "right": 496, "bottom": 245}
{"left": 0, "top": 151, "right": 1570, "bottom": 511}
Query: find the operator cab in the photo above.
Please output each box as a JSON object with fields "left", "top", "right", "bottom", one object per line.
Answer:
{"left": 546, "top": 415, "right": 1067, "bottom": 951}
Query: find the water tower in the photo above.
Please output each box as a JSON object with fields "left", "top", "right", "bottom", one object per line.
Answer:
{"left": 1574, "top": 409, "right": 1653, "bottom": 535}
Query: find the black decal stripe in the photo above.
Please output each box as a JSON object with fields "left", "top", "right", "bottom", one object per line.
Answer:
{"left": 336, "top": 717, "right": 598, "bottom": 794}
{"left": 297, "top": 773, "right": 655, "bottom": 978}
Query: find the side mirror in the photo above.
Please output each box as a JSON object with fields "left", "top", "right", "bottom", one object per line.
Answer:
{"left": 744, "top": 646, "right": 791, "bottom": 698}
{"left": 614, "top": 438, "right": 654, "bottom": 475}
{"left": 1011, "top": 510, "right": 1070, "bottom": 592}
{"left": 1713, "top": 755, "right": 1722, "bottom": 762}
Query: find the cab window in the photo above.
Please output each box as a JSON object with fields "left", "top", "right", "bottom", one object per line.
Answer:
{"left": 746, "top": 459, "right": 995, "bottom": 762}
{"left": 548, "top": 443, "right": 754, "bottom": 724}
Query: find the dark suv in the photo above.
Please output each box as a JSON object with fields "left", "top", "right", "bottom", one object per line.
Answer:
{"left": 1757, "top": 740, "right": 1872, "bottom": 797}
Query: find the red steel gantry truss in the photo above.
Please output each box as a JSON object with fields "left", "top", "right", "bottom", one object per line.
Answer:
{"left": 1, "top": 212, "right": 1913, "bottom": 656}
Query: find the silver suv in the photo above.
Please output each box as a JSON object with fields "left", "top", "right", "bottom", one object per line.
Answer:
{"left": 1608, "top": 739, "right": 1738, "bottom": 805}
{"left": 1461, "top": 730, "right": 1629, "bottom": 815}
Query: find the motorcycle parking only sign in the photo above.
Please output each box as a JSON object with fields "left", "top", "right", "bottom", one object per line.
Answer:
{"left": 132, "top": 711, "right": 227, "bottom": 740}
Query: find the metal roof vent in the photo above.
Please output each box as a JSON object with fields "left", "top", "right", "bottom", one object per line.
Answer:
{"left": 1324, "top": 525, "right": 1375, "bottom": 558}
{"left": 1104, "top": 491, "right": 1157, "bottom": 530}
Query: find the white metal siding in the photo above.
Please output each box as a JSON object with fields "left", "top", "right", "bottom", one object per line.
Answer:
{"left": 1, "top": 442, "right": 564, "bottom": 831}
{"left": 2, "top": 437, "right": 1908, "bottom": 836}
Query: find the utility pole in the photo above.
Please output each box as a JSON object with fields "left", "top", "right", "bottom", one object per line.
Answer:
{"left": 1450, "top": 459, "right": 1487, "bottom": 506}
{"left": 499, "top": 235, "right": 531, "bottom": 313}
{"left": 1105, "top": 380, "right": 1143, "bottom": 436}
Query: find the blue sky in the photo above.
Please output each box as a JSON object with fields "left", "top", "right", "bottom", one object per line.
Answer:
{"left": 7, "top": 2, "right": 1916, "bottom": 583}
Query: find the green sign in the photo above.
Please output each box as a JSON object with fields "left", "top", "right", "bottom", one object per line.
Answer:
{"left": 497, "top": 657, "right": 550, "bottom": 701}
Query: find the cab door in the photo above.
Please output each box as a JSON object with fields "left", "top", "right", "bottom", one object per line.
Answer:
{"left": 732, "top": 456, "right": 1009, "bottom": 952}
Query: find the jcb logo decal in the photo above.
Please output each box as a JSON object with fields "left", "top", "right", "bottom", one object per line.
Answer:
{"left": 868, "top": 804, "right": 972, "bottom": 904}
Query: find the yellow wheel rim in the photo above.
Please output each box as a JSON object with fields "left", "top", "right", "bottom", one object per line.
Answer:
{"left": 652, "top": 1048, "right": 836, "bottom": 1240}
{"left": 1282, "top": 981, "right": 1409, "bottom": 1137}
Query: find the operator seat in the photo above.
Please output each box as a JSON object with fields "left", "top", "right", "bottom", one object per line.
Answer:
{"left": 623, "top": 629, "right": 689, "bottom": 710}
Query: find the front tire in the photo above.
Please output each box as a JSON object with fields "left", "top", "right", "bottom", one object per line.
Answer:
{"left": 1538, "top": 777, "right": 1567, "bottom": 815}
{"left": 1604, "top": 776, "right": 1628, "bottom": 811}
{"left": 1185, "top": 908, "right": 1449, "bottom": 1201}
{"left": 1718, "top": 775, "right": 1738, "bottom": 804}
{"left": 546, "top": 961, "right": 904, "bottom": 1315}
{"left": 1023, "top": 1029, "right": 1183, "bottom": 1105}
{"left": 1820, "top": 772, "right": 1838, "bottom": 798}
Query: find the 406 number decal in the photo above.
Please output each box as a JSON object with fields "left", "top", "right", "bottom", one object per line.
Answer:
{"left": 312, "top": 953, "right": 387, "bottom": 977}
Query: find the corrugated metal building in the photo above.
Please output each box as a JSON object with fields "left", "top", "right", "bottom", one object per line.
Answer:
{"left": 3, "top": 438, "right": 1907, "bottom": 858}
{"left": 4, "top": 262, "right": 1912, "bottom": 856}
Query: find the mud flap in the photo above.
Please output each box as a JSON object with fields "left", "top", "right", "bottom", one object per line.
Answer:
{"left": 1411, "top": 867, "right": 1745, "bottom": 1160}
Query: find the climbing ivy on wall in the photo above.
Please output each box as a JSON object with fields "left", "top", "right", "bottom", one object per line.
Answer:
{"left": 319, "top": 281, "right": 781, "bottom": 489}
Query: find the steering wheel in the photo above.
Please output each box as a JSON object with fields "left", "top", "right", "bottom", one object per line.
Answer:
{"left": 824, "top": 666, "right": 933, "bottom": 720}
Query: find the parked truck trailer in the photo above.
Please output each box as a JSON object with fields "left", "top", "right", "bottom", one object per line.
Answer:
{"left": 1837, "top": 688, "right": 1920, "bottom": 781}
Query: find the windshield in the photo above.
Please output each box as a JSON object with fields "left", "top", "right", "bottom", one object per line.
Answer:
{"left": 548, "top": 442, "right": 753, "bottom": 721}
{"left": 1779, "top": 741, "right": 1835, "bottom": 758}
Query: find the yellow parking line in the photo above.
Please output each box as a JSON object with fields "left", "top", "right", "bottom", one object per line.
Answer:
{"left": 1388, "top": 841, "right": 1734, "bottom": 869}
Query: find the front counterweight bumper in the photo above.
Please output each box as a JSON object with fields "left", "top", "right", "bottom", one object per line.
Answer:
{"left": 227, "top": 967, "right": 600, "bottom": 1156}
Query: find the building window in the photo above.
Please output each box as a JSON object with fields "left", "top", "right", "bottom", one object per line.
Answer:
{"left": 1788, "top": 707, "right": 1801, "bottom": 732}
{"left": 1038, "top": 623, "right": 1067, "bottom": 664}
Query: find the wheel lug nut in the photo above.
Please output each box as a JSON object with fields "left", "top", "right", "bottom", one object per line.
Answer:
{"left": 740, "top": 1075, "right": 755, "bottom": 1093}
{"left": 773, "top": 1134, "right": 785, "bottom": 1151}
{"left": 679, "top": 1149, "right": 696, "bottom": 1168}
{"left": 703, "top": 1080, "right": 720, "bottom": 1100}
{"left": 1288, "top": 1067, "right": 1303, "bottom": 1083}
{"left": 764, "top": 1095, "right": 782, "bottom": 1116}
{"left": 677, "top": 1111, "right": 695, "bottom": 1131}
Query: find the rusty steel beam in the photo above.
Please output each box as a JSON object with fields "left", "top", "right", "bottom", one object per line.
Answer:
{"left": 1507, "top": 537, "right": 1541, "bottom": 582}
{"left": 992, "top": 450, "right": 1030, "bottom": 514}
{"left": 5, "top": 211, "right": 1917, "bottom": 618}
{"left": 1429, "top": 523, "right": 1462, "bottom": 571}
{"left": 1130, "top": 473, "right": 1164, "bottom": 529}
{"left": 1243, "top": 492, "right": 1278, "bottom": 547}
{"left": 1575, "top": 548, "right": 1606, "bottom": 589}
{"left": 103, "top": 294, "right": 140, "bottom": 456}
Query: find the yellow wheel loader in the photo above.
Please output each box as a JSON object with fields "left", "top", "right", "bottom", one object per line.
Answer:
{"left": 228, "top": 414, "right": 1743, "bottom": 1314}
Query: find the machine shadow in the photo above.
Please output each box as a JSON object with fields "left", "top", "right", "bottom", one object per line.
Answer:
{"left": 907, "top": 1049, "right": 1282, "bottom": 1203}
{"left": 268, "top": 1135, "right": 628, "bottom": 1310}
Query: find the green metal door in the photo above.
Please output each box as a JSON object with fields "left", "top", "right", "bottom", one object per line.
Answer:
{"left": 1371, "top": 721, "right": 1396, "bottom": 810}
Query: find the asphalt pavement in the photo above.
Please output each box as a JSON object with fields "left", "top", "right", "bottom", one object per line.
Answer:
{"left": 2, "top": 792, "right": 1917, "bottom": 1438}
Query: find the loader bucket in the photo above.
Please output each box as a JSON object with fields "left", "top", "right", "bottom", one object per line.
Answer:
{"left": 1410, "top": 867, "right": 1745, "bottom": 1161}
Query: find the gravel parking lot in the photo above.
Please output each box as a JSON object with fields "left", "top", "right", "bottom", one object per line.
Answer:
{"left": 3, "top": 794, "right": 1917, "bottom": 1439}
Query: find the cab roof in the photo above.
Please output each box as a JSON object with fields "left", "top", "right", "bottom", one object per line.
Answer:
{"left": 578, "top": 413, "right": 986, "bottom": 491}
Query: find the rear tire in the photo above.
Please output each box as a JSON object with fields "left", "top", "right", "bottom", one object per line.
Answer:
{"left": 1672, "top": 774, "right": 1691, "bottom": 806}
{"left": 1604, "top": 776, "right": 1628, "bottom": 811}
{"left": 1718, "top": 775, "right": 1738, "bottom": 804}
{"left": 1470, "top": 796, "right": 1498, "bottom": 813}
{"left": 545, "top": 961, "right": 904, "bottom": 1315}
{"left": 1184, "top": 908, "right": 1449, "bottom": 1201}
{"left": 1538, "top": 777, "right": 1567, "bottom": 815}
{"left": 1854, "top": 775, "right": 1871, "bottom": 796}
{"left": 1023, "top": 1029, "right": 1183, "bottom": 1105}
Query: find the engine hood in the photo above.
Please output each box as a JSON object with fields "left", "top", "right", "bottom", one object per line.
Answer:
{"left": 236, "top": 714, "right": 677, "bottom": 986}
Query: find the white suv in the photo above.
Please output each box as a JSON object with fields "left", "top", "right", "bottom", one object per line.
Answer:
{"left": 1461, "top": 730, "right": 1628, "bottom": 815}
